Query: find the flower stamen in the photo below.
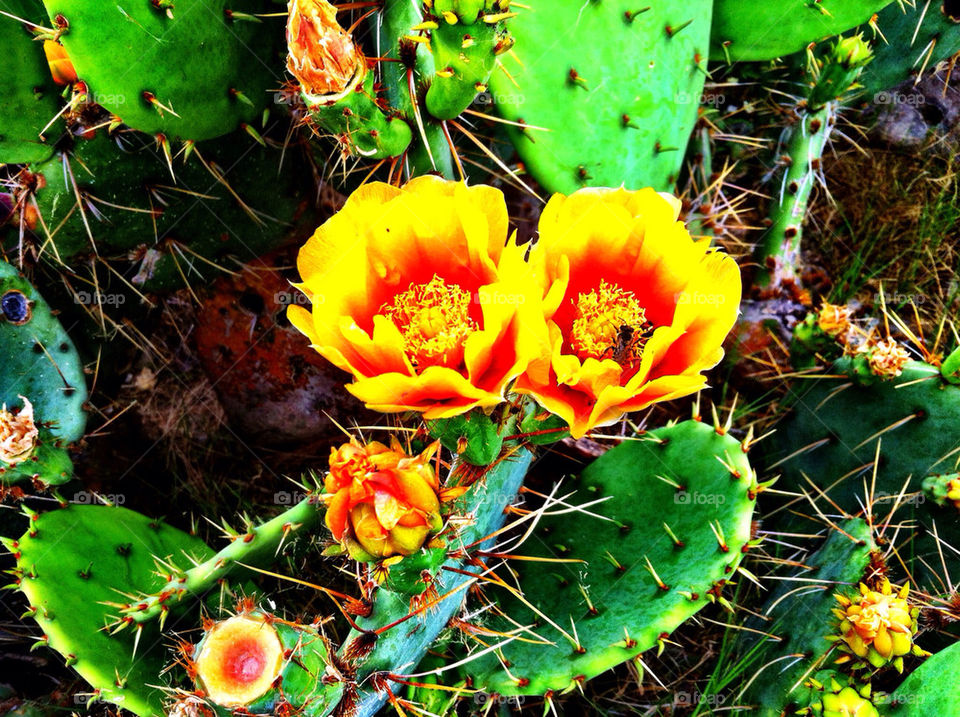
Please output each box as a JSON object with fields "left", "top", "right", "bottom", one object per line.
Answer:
{"left": 569, "top": 280, "right": 650, "bottom": 369}
{"left": 380, "top": 274, "right": 478, "bottom": 370}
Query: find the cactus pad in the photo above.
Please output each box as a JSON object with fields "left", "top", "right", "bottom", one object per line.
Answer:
{"left": 468, "top": 419, "right": 758, "bottom": 694}
{"left": 489, "top": 0, "right": 711, "bottom": 194}
{"left": 0, "top": 259, "right": 86, "bottom": 487}
{"left": 9, "top": 505, "right": 214, "bottom": 716}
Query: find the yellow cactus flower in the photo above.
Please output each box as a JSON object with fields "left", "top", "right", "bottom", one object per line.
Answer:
{"left": 194, "top": 614, "right": 284, "bottom": 707}
{"left": 286, "top": 0, "right": 366, "bottom": 97}
{"left": 0, "top": 396, "right": 39, "bottom": 465}
{"left": 831, "top": 579, "right": 923, "bottom": 671}
{"left": 513, "top": 187, "right": 741, "bottom": 438}
{"left": 323, "top": 438, "right": 444, "bottom": 561}
{"left": 288, "top": 177, "right": 547, "bottom": 419}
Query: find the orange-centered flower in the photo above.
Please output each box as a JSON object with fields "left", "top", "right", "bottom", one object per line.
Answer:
{"left": 286, "top": 0, "right": 365, "bottom": 97}
{"left": 832, "top": 579, "right": 919, "bottom": 670}
{"left": 289, "top": 176, "right": 547, "bottom": 418}
{"left": 514, "top": 187, "right": 741, "bottom": 439}
{"left": 323, "top": 438, "right": 444, "bottom": 561}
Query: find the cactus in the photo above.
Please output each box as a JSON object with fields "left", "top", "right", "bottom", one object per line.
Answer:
{"left": 488, "top": 0, "right": 711, "bottom": 194}
{"left": 0, "top": 259, "right": 86, "bottom": 488}
{"left": 40, "top": 0, "right": 283, "bottom": 142}
{"left": 888, "top": 640, "right": 960, "bottom": 715}
{"left": 422, "top": 0, "right": 513, "bottom": 121}
{"left": 174, "top": 607, "right": 344, "bottom": 716}
{"left": 117, "top": 491, "right": 325, "bottom": 625}
{"left": 6, "top": 128, "right": 307, "bottom": 292}
{"left": 857, "top": 0, "right": 960, "bottom": 101}
{"left": 797, "top": 672, "right": 882, "bottom": 717}
{"left": 464, "top": 418, "right": 759, "bottom": 695}
{"left": 0, "top": 2, "right": 63, "bottom": 164}
{"left": 766, "top": 356, "right": 960, "bottom": 588}
{"left": 744, "top": 520, "right": 877, "bottom": 716}
{"left": 5, "top": 504, "right": 214, "bottom": 716}
{"left": 710, "top": 0, "right": 891, "bottom": 62}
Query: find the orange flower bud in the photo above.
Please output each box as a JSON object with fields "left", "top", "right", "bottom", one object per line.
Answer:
{"left": 323, "top": 439, "right": 443, "bottom": 561}
{"left": 286, "top": 0, "right": 365, "bottom": 97}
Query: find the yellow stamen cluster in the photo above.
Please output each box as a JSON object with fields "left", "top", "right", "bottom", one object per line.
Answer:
{"left": 831, "top": 579, "right": 924, "bottom": 671}
{"left": 0, "top": 396, "right": 39, "bottom": 465}
{"left": 864, "top": 338, "right": 910, "bottom": 379}
{"left": 380, "top": 274, "right": 478, "bottom": 370}
{"left": 569, "top": 280, "right": 649, "bottom": 364}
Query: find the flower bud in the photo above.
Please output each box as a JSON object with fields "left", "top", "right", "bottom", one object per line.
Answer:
{"left": 43, "top": 40, "right": 77, "bottom": 86}
{"left": 0, "top": 396, "right": 39, "bottom": 465}
{"left": 286, "top": 0, "right": 365, "bottom": 97}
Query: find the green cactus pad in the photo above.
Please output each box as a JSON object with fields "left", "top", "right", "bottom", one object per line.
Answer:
{"left": 888, "top": 640, "right": 960, "bottom": 715}
{"left": 767, "top": 357, "right": 960, "bottom": 588}
{"left": 489, "top": 0, "right": 710, "bottom": 194}
{"left": 744, "top": 520, "right": 876, "bottom": 716}
{"left": 9, "top": 505, "right": 214, "bottom": 716}
{"left": 41, "top": 0, "right": 282, "bottom": 141}
{"left": 0, "top": 2, "right": 63, "bottom": 164}
{"left": 0, "top": 259, "right": 86, "bottom": 487}
{"left": 858, "top": 0, "right": 960, "bottom": 101}
{"left": 468, "top": 419, "right": 757, "bottom": 695}
{"left": 710, "top": 0, "right": 891, "bottom": 62}
{"left": 15, "top": 129, "right": 305, "bottom": 291}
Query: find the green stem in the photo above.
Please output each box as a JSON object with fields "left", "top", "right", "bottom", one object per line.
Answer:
{"left": 120, "top": 494, "right": 325, "bottom": 624}
{"left": 755, "top": 101, "right": 836, "bottom": 289}
{"left": 377, "top": 0, "right": 455, "bottom": 178}
{"left": 345, "top": 446, "right": 534, "bottom": 716}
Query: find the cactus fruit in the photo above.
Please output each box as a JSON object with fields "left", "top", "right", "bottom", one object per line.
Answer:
{"left": 710, "top": 0, "right": 891, "bottom": 62}
{"left": 422, "top": 0, "right": 514, "bottom": 121}
{"left": 888, "top": 640, "right": 960, "bottom": 715}
{"left": 921, "top": 473, "right": 960, "bottom": 510}
{"left": 767, "top": 355, "right": 960, "bottom": 587}
{"left": 7, "top": 504, "right": 215, "bottom": 716}
{"left": 40, "top": 0, "right": 282, "bottom": 142}
{"left": 744, "top": 520, "right": 877, "bottom": 716}
{"left": 467, "top": 418, "right": 759, "bottom": 695}
{"left": 7, "top": 128, "right": 306, "bottom": 292}
{"left": 0, "top": 259, "right": 86, "bottom": 488}
{"left": 175, "top": 607, "right": 344, "bottom": 716}
{"left": 287, "top": 0, "right": 413, "bottom": 161}
{"left": 0, "top": 3, "right": 63, "bottom": 164}
{"left": 830, "top": 578, "right": 925, "bottom": 672}
{"left": 488, "top": 0, "right": 711, "bottom": 194}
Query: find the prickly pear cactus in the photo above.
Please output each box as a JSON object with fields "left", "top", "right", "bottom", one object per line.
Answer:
{"left": 6, "top": 505, "right": 214, "bottom": 716}
{"left": 888, "top": 640, "right": 960, "bottom": 715}
{"left": 10, "top": 129, "right": 306, "bottom": 291}
{"left": 0, "top": 259, "right": 85, "bottom": 487}
{"left": 468, "top": 418, "right": 759, "bottom": 694}
{"left": 0, "top": 2, "right": 62, "bottom": 164}
{"left": 744, "top": 520, "right": 877, "bottom": 716}
{"left": 710, "top": 0, "right": 891, "bottom": 62}
{"left": 41, "top": 0, "right": 283, "bottom": 141}
{"left": 767, "top": 356, "right": 960, "bottom": 588}
{"left": 489, "top": 0, "right": 711, "bottom": 194}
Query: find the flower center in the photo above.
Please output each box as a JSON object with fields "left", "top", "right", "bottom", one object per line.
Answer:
{"left": 381, "top": 274, "right": 478, "bottom": 370}
{"left": 569, "top": 280, "right": 650, "bottom": 367}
